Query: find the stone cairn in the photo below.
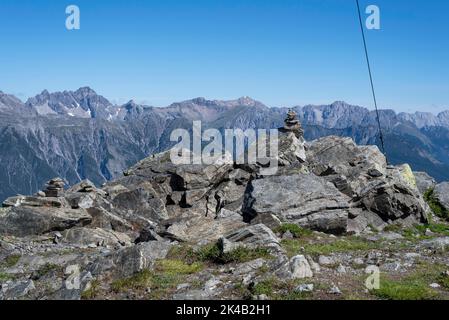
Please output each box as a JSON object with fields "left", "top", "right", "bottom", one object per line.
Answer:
{"left": 44, "top": 178, "right": 65, "bottom": 197}
{"left": 76, "top": 181, "right": 96, "bottom": 193}
{"left": 283, "top": 109, "right": 304, "bottom": 138}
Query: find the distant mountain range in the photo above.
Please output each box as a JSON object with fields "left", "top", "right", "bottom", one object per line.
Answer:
{"left": 1, "top": 87, "right": 449, "bottom": 202}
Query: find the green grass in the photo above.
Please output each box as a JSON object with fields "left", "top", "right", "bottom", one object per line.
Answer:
{"left": 111, "top": 259, "right": 205, "bottom": 298}
{"left": 81, "top": 279, "right": 101, "bottom": 300}
{"left": 275, "top": 224, "right": 313, "bottom": 238}
{"left": 112, "top": 269, "right": 155, "bottom": 292}
{"left": 111, "top": 269, "right": 183, "bottom": 299}
{"left": 384, "top": 222, "right": 449, "bottom": 242}
{"left": 372, "top": 277, "right": 438, "bottom": 300}
{"left": 249, "top": 277, "right": 312, "bottom": 300}
{"left": 400, "top": 223, "right": 449, "bottom": 241}
{"left": 416, "top": 223, "right": 449, "bottom": 236}
{"left": 154, "top": 259, "right": 203, "bottom": 275}
{"left": 424, "top": 188, "right": 449, "bottom": 220}
{"left": 169, "top": 243, "right": 271, "bottom": 265}
{"left": 1, "top": 254, "right": 21, "bottom": 268}
{"left": 0, "top": 272, "right": 13, "bottom": 281}
{"left": 383, "top": 224, "right": 403, "bottom": 233}
{"left": 281, "top": 237, "right": 382, "bottom": 257}
{"left": 371, "top": 262, "right": 448, "bottom": 300}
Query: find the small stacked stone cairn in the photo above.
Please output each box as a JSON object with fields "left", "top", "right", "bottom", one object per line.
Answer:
{"left": 44, "top": 178, "right": 65, "bottom": 197}
{"left": 282, "top": 109, "right": 304, "bottom": 138}
{"left": 77, "top": 180, "right": 95, "bottom": 193}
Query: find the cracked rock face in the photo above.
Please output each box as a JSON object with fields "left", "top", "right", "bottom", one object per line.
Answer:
{"left": 242, "top": 174, "right": 352, "bottom": 234}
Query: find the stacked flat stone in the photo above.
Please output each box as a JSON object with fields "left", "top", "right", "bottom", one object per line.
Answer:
{"left": 44, "top": 178, "right": 65, "bottom": 197}
{"left": 283, "top": 110, "right": 304, "bottom": 138}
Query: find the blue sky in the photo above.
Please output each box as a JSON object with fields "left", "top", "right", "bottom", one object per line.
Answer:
{"left": 0, "top": 0, "right": 448, "bottom": 112}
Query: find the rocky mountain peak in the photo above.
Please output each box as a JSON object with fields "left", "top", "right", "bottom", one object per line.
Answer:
{"left": 0, "top": 91, "right": 25, "bottom": 110}
{"left": 236, "top": 96, "right": 259, "bottom": 106}
{"left": 24, "top": 87, "right": 112, "bottom": 119}
{"left": 74, "top": 86, "right": 99, "bottom": 98}
{"left": 123, "top": 100, "right": 138, "bottom": 109}
{"left": 190, "top": 97, "right": 208, "bottom": 105}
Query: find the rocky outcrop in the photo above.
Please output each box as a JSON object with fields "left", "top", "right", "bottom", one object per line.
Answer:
{"left": 306, "top": 136, "right": 429, "bottom": 232}
{"left": 0, "top": 130, "right": 438, "bottom": 300}
{"left": 0, "top": 206, "right": 91, "bottom": 237}
{"left": 0, "top": 134, "right": 430, "bottom": 239}
{"left": 242, "top": 174, "right": 352, "bottom": 234}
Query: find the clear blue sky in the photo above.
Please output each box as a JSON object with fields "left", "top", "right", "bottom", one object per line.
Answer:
{"left": 0, "top": 0, "right": 448, "bottom": 112}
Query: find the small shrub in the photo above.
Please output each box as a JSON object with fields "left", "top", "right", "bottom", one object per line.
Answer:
{"left": 36, "top": 263, "right": 60, "bottom": 278}
{"left": 424, "top": 189, "right": 449, "bottom": 220}
{"left": 169, "top": 243, "right": 271, "bottom": 265}
{"left": 383, "top": 224, "right": 403, "bottom": 233}
{"left": 251, "top": 279, "right": 275, "bottom": 296}
{"left": 275, "top": 224, "right": 312, "bottom": 238}
{"left": 437, "top": 273, "right": 449, "bottom": 290}
{"left": 205, "top": 246, "right": 270, "bottom": 264}
{"left": 111, "top": 269, "right": 154, "bottom": 292}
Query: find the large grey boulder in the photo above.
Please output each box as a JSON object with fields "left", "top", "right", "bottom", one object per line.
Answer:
{"left": 414, "top": 171, "right": 436, "bottom": 194}
{"left": 87, "top": 207, "right": 134, "bottom": 232}
{"left": 434, "top": 182, "right": 449, "bottom": 211}
{"left": 307, "top": 136, "right": 387, "bottom": 197}
{"left": 160, "top": 209, "right": 246, "bottom": 244}
{"left": 61, "top": 227, "right": 132, "bottom": 247}
{"left": 220, "top": 224, "right": 282, "bottom": 253}
{"left": 243, "top": 174, "right": 352, "bottom": 234}
{"left": 273, "top": 254, "right": 314, "bottom": 280}
{"left": 111, "top": 184, "right": 169, "bottom": 223}
{"left": 360, "top": 164, "right": 429, "bottom": 224}
{"left": 89, "top": 241, "right": 171, "bottom": 278}
{"left": 289, "top": 255, "right": 314, "bottom": 279}
{"left": 0, "top": 206, "right": 91, "bottom": 237}
{"left": 421, "top": 237, "right": 449, "bottom": 252}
